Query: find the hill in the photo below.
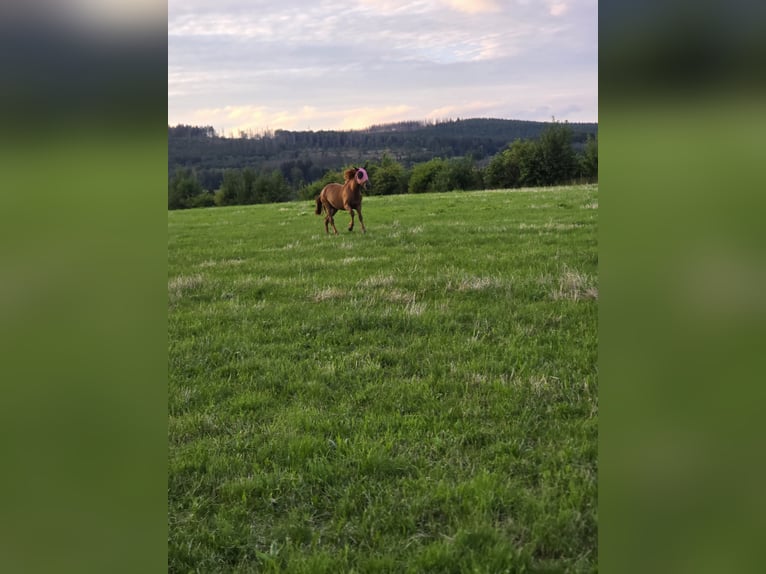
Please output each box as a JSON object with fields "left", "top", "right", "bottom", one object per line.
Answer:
{"left": 168, "top": 118, "right": 598, "bottom": 191}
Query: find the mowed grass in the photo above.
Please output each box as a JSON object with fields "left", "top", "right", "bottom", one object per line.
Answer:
{"left": 168, "top": 185, "right": 598, "bottom": 573}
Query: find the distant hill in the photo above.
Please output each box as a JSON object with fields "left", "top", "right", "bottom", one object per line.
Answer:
{"left": 168, "top": 117, "right": 598, "bottom": 191}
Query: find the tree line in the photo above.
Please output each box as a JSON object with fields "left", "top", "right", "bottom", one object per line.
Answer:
{"left": 168, "top": 117, "right": 597, "bottom": 186}
{"left": 168, "top": 121, "right": 597, "bottom": 210}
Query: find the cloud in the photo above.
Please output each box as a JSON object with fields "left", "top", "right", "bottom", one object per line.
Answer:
{"left": 442, "top": 0, "right": 501, "bottom": 14}
{"left": 189, "top": 105, "right": 268, "bottom": 132}
{"left": 339, "top": 105, "right": 415, "bottom": 130}
{"left": 355, "top": 0, "right": 435, "bottom": 16}
{"left": 549, "top": 3, "right": 569, "bottom": 17}
{"left": 357, "top": 0, "right": 502, "bottom": 15}
{"left": 168, "top": 0, "right": 598, "bottom": 130}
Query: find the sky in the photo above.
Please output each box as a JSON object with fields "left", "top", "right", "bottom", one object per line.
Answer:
{"left": 168, "top": 0, "right": 597, "bottom": 135}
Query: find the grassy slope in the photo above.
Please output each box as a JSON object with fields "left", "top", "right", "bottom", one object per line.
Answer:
{"left": 168, "top": 185, "right": 598, "bottom": 573}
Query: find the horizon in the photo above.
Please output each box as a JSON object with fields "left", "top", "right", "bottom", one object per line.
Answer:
{"left": 168, "top": 115, "right": 599, "bottom": 139}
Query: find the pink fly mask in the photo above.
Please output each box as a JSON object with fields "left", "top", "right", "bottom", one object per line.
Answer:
{"left": 355, "top": 167, "right": 369, "bottom": 185}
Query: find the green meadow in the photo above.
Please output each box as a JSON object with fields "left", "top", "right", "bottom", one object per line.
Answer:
{"left": 168, "top": 185, "right": 598, "bottom": 572}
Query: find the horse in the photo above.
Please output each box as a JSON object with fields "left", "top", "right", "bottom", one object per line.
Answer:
{"left": 315, "top": 167, "right": 369, "bottom": 234}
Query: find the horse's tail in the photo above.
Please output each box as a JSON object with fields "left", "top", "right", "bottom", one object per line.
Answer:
{"left": 314, "top": 194, "right": 323, "bottom": 215}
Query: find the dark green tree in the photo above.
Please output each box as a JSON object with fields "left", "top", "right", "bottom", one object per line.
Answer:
{"left": 446, "top": 156, "right": 483, "bottom": 191}
{"left": 240, "top": 168, "right": 257, "bottom": 204}
{"left": 263, "top": 170, "right": 291, "bottom": 203}
{"left": 215, "top": 169, "right": 244, "bottom": 206}
{"left": 168, "top": 168, "right": 203, "bottom": 209}
{"left": 513, "top": 139, "right": 543, "bottom": 187}
{"left": 537, "top": 120, "right": 577, "bottom": 185}
{"left": 485, "top": 139, "right": 543, "bottom": 188}
{"left": 187, "top": 192, "right": 216, "bottom": 208}
{"left": 367, "top": 154, "right": 408, "bottom": 196}
{"left": 485, "top": 142, "right": 521, "bottom": 189}
{"left": 579, "top": 134, "right": 598, "bottom": 181}
{"left": 408, "top": 158, "right": 446, "bottom": 193}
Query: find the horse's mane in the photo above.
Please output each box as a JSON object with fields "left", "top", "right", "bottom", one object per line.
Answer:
{"left": 343, "top": 168, "right": 357, "bottom": 182}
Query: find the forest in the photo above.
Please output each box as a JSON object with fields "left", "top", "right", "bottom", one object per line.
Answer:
{"left": 168, "top": 117, "right": 598, "bottom": 209}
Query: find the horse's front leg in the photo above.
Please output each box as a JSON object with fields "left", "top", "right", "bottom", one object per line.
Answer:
{"left": 346, "top": 206, "right": 355, "bottom": 232}
{"left": 356, "top": 207, "right": 366, "bottom": 233}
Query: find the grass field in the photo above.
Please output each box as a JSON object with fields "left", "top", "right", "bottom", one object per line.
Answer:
{"left": 168, "top": 185, "right": 598, "bottom": 572}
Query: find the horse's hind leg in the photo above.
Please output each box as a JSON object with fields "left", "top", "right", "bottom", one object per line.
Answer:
{"left": 323, "top": 205, "right": 339, "bottom": 234}
{"left": 322, "top": 204, "right": 330, "bottom": 234}
{"left": 327, "top": 207, "right": 339, "bottom": 234}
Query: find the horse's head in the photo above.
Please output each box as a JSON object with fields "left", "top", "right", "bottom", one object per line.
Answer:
{"left": 343, "top": 167, "right": 369, "bottom": 190}
{"left": 353, "top": 167, "right": 369, "bottom": 190}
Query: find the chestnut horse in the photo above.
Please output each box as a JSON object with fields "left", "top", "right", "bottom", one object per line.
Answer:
{"left": 315, "top": 167, "right": 368, "bottom": 234}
